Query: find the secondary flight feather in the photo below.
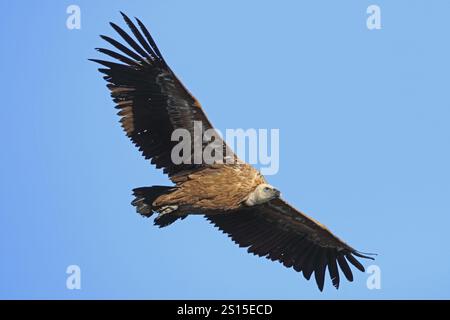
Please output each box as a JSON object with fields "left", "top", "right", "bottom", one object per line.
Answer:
{"left": 91, "top": 13, "right": 374, "bottom": 291}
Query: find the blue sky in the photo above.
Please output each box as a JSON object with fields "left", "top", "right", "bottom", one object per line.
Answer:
{"left": 1, "top": 0, "right": 449, "bottom": 299}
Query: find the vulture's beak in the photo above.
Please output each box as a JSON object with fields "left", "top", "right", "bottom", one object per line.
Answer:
{"left": 274, "top": 189, "right": 281, "bottom": 197}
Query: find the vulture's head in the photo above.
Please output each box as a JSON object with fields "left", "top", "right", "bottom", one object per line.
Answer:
{"left": 245, "top": 184, "right": 281, "bottom": 206}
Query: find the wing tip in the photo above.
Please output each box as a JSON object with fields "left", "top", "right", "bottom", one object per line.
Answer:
{"left": 353, "top": 250, "right": 377, "bottom": 260}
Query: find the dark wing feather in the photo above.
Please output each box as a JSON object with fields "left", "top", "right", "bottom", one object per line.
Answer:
{"left": 327, "top": 249, "right": 340, "bottom": 289}
{"left": 91, "top": 13, "right": 237, "bottom": 180}
{"left": 206, "top": 198, "right": 374, "bottom": 290}
{"left": 293, "top": 243, "right": 314, "bottom": 273}
{"left": 314, "top": 251, "right": 328, "bottom": 291}
{"left": 337, "top": 255, "right": 353, "bottom": 282}
{"left": 302, "top": 247, "right": 319, "bottom": 280}
{"left": 345, "top": 253, "right": 365, "bottom": 272}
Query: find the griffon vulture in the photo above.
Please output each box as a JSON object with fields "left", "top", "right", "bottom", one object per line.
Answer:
{"left": 91, "top": 13, "right": 375, "bottom": 291}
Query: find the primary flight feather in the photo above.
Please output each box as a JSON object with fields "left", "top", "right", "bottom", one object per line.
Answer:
{"left": 91, "top": 12, "right": 374, "bottom": 291}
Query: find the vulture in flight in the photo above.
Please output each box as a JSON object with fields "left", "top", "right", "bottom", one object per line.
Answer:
{"left": 91, "top": 13, "right": 375, "bottom": 291}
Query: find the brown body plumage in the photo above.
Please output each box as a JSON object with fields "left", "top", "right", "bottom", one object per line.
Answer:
{"left": 92, "top": 12, "right": 374, "bottom": 291}
{"left": 156, "top": 163, "right": 266, "bottom": 213}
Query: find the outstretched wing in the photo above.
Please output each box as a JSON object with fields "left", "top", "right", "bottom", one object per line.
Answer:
{"left": 91, "top": 13, "right": 236, "bottom": 180}
{"left": 206, "top": 198, "right": 374, "bottom": 291}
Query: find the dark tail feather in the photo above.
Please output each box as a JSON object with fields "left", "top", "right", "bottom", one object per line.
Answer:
{"left": 154, "top": 214, "right": 187, "bottom": 228}
{"left": 132, "top": 186, "right": 186, "bottom": 228}
{"left": 131, "top": 186, "right": 174, "bottom": 217}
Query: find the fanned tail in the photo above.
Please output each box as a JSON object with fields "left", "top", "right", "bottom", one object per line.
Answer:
{"left": 131, "top": 186, "right": 186, "bottom": 228}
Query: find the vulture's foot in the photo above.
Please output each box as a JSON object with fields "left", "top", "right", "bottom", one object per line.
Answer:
{"left": 158, "top": 205, "right": 178, "bottom": 215}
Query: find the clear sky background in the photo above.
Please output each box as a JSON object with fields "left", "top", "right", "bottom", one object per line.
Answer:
{"left": 1, "top": 0, "right": 449, "bottom": 299}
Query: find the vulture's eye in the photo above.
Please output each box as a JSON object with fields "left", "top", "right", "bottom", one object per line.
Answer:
{"left": 264, "top": 187, "right": 270, "bottom": 191}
